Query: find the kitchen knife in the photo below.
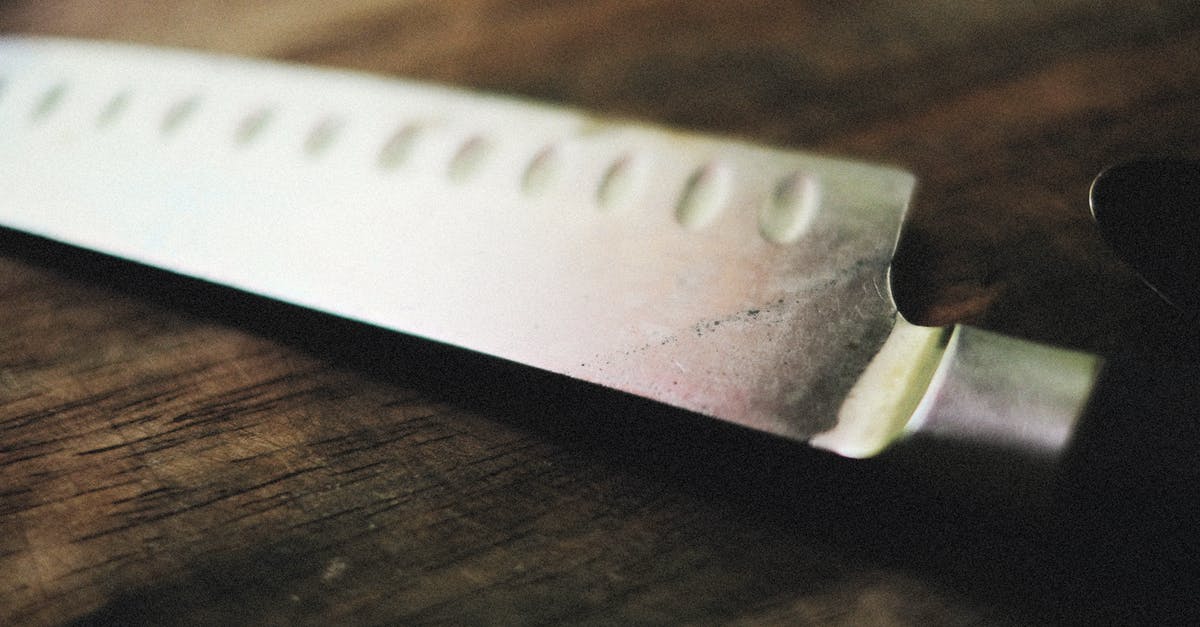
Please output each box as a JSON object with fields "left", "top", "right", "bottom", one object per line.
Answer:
{"left": 0, "top": 36, "right": 1102, "bottom": 461}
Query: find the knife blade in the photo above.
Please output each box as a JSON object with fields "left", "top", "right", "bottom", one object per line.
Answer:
{"left": 0, "top": 36, "right": 1102, "bottom": 459}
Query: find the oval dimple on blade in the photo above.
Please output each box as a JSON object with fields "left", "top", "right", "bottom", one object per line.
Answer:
{"left": 674, "top": 161, "right": 732, "bottom": 230}
{"left": 760, "top": 171, "right": 820, "bottom": 245}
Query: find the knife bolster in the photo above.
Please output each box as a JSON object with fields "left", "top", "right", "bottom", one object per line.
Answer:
{"left": 903, "top": 325, "right": 1104, "bottom": 461}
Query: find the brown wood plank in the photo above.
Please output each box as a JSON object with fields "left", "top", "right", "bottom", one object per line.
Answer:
{"left": 2, "top": 2, "right": 1198, "bottom": 624}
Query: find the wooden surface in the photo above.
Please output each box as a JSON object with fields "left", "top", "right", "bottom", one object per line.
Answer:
{"left": 2, "top": 2, "right": 1199, "bottom": 624}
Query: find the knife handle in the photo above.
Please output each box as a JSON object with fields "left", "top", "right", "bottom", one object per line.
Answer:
{"left": 1052, "top": 334, "right": 1200, "bottom": 619}
{"left": 1064, "top": 314, "right": 1200, "bottom": 488}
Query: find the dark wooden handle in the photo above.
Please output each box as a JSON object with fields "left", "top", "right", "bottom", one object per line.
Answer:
{"left": 1053, "top": 326, "right": 1200, "bottom": 622}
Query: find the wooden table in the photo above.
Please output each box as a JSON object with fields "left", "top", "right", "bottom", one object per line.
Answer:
{"left": 3, "top": 2, "right": 1198, "bottom": 624}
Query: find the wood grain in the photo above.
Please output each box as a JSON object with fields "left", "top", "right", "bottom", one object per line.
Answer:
{"left": 2, "top": 2, "right": 1199, "bottom": 624}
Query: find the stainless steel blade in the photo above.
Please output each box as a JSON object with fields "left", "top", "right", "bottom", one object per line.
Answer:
{"left": 0, "top": 36, "right": 1100, "bottom": 458}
